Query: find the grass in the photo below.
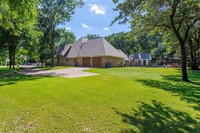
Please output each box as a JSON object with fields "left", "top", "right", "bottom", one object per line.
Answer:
{"left": 0, "top": 67, "right": 200, "bottom": 132}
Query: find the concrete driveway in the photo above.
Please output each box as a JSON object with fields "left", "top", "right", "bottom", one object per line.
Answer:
{"left": 19, "top": 67, "right": 99, "bottom": 78}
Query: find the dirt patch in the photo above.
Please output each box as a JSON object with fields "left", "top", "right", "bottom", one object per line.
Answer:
{"left": 19, "top": 67, "right": 99, "bottom": 78}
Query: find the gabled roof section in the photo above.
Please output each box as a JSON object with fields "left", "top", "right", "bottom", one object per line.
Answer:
{"left": 102, "top": 38, "right": 124, "bottom": 58}
{"left": 57, "top": 45, "right": 65, "bottom": 55}
{"left": 118, "top": 49, "right": 129, "bottom": 61}
{"left": 67, "top": 37, "right": 88, "bottom": 58}
{"left": 57, "top": 45, "right": 71, "bottom": 56}
{"left": 133, "top": 53, "right": 151, "bottom": 60}
{"left": 78, "top": 38, "right": 106, "bottom": 57}
{"left": 78, "top": 38, "right": 124, "bottom": 58}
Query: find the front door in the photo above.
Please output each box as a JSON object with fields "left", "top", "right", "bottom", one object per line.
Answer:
{"left": 143, "top": 60, "right": 146, "bottom": 66}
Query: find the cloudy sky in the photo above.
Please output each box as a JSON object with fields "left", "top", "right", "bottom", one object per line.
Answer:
{"left": 59, "top": 0, "right": 130, "bottom": 39}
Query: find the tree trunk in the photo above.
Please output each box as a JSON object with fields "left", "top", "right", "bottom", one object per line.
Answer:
{"left": 180, "top": 43, "right": 189, "bottom": 82}
{"left": 8, "top": 45, "right": 12, "bottom": 69}
{"left": 9, "top": 54, "right": 12, "bottom": 69}
{"left": 41, "top": 59, "right": 44, "bottom": 67}
{"left": 188, "top": 39, "right": 194, "bottom": 62}
{"left": 12, "top": 54, "right": 15, "bottom": 70}
{"left": 50, "top": 38, "right": 55, "bottom": 67}
{"left": 8, "top": 43, "right": 16, "bottom": 70}
{"left": 189, "top": 39, "right": 199, "bottom": 70}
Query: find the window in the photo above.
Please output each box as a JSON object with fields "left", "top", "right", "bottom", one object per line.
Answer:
{"left": 138, "top": 60, "right": 141, "bottom": 65}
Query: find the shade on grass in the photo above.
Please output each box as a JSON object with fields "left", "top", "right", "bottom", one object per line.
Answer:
{"left": 0, "top": 67, "right": 200, "bottom": 132}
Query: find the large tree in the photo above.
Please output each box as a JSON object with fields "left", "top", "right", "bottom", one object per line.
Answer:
{"left": 87, "top": 34, "right": 100, "bottom": 40}
{"left": 105, "top": 32, "right": 139, "bottom": 56}
{"left": 39, "top": 0, "right": 84, "bottom": 67}
{"left": 187, "top": 25, "right": 200, "bottom": 70}
{"left": 112, "top": 0, "right": 200, "bottom": 82}
{"left": 55, "top": 28, "right": 76, "bottom": 46}
{"left": 0, "top": 0, "right": 40, "bottom": 69}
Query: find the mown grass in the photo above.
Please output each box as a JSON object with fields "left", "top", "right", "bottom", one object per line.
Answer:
{"left": 0, "top": 67, "right": 200, "bottom": 132}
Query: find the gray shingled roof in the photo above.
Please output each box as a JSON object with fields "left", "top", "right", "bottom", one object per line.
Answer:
{"left": 57, "top": 45, "right": 65, "bottom": 55}
{"left": 118, "top": 49, "right": 129, "bottom": 61}
{"left": 133, "top": 53, "right": 151, "bottom": 59}
{"left": 67, "top": 37, "right": 88, "bottom": 58}
{"left": 58, "top": 37, "right": 128, "bottom": 60}
{"left": 78, "top": 38, "right": 124, "bottom": 59}
{"left": 57, "top": 45, "right": 71, "bottom": 56}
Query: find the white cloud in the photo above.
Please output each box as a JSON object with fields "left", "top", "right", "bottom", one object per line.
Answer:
{"left": 81, "top": 23, "right": 92, "bottom": 29}
{"left": 65, "top": 27, "right": 71, "bottom": 30}
{"left": 90, "top": 4, "right": 105, "bottom": 15}
{"left": 103, "top": 27, "right": 109, "bottom": 31}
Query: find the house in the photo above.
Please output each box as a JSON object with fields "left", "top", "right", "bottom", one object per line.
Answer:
{"left": 57, "top": 37, "right": 129, "bottom": 67}
{"left": 130, "top": 53, "right": 151, "bottom": 66}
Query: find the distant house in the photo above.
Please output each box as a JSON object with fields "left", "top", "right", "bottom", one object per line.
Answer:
{"left": 130, "top": 53, "right": 151, "bottom": 66}
{"left": 57, "top": 37, "right": 129, "bottom": 67}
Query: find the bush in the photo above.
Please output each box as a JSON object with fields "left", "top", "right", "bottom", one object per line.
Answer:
{"left": 187, "top": 62, "right": 198, "bottom": 70}
{"left": 27, "top": 59, "right": 36, "bottom": 63}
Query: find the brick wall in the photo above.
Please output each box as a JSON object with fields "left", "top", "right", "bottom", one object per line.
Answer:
{"left": 57, "top": 56, "right": 77, "bottom": 66}
{"left": 77, "top": 57, "right": 82, "bottom": 67}
{"left": 102, "top": 56, "right": 124, "bottom": 67}
{"left": 58, "top": 55, "right": 124, "bottom": 67}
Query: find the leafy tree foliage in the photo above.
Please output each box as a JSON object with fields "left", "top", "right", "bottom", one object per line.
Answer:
{"left": 187, "top": 25, "right": 200, "bottom": 70}
{"left": 0, "top": 0, "right": 40, "bottom": 69}
{"left": 112, "top": 0, "right": 200, "bottom": 81}
{"left": 105, "top": 32, "right": 139, "bottom": 56}
{"left": 38, "top": 0, "right": 84, "bottom": 67}
{"left": 105, "top": 32, "right": 163, "bottom": 58}
{"left": 87, "top": 34, "right": 100, "bottom": 40}
{"left": 55, "top": 28, "right": 76, "bottom": 46}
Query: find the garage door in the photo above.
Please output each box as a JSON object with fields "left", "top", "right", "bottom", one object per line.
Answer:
{"left": 82, "top": 57, "right": 91, "bottom": 67}
{"left": 93, "top": 57, "right": 102, "bottom": 67}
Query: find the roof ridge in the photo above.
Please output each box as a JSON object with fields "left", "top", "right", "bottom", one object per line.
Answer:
{"left": 101, "top": 38, "right": 106, "bottom": 56}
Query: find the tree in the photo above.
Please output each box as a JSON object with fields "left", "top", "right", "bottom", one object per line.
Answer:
{"left": 187, "top": 25, "right": 200, "bottom": 70}
{"left": 0, "top": 45, "right": 8, "bottom": 66}
{"left": 39, "top": 0, "right": 84, "bottom": 67}
{"left": 55, "top": 28, "right": 76, "bottom": 46}
{"left": 112, "top": 0, "right": 200, "bottom": 82}
{"left": 0, "top": 0, "right": 40, "bottom": 69}
{"left": 105, "top": 32, "right": 139, "bottom": 56}
{"left": 87, "top": 34, "right": 100, "bottom": 40}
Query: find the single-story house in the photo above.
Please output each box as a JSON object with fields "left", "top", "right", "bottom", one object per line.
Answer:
{"left": 57, "top": 37, "right": 129, "bottom": 67}
{"left": 130, "top": 53, "right": 151, "bottom": 66}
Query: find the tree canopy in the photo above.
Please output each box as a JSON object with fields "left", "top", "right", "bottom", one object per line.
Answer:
{"left": 112, "top": 0, "right": 200, "bottom": 81}
{"left": 38, "top": 0, "right": 84, "bottom": 67}
{"left": 0, "top": 0, "right": 40, "bottom": 69}
{"left": 55, "top": 28, "right": 76, "bottom": 46}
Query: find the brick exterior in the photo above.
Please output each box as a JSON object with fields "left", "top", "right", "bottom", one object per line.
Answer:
{"left": 102, "top": 56, "right": 124, "bottom": 67}
{"left": 58, "top": 55, "right": 124, "bottom": 67}
{"left": 57, "top": 56, "right": 77, "bottom": 66}
{"left": 77, "top": 57, "right": 82, "bottom": 67}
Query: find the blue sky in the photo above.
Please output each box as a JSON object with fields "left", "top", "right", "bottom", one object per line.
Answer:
{"left": 59, "top": 0, "right": 130, "bottom": 39}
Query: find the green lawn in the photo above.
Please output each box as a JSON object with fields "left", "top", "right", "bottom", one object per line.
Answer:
{"left": 0, "top": 67, "right": 200, "bottom": 132}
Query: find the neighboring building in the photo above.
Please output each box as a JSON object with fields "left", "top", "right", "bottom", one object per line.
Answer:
{"left": 130, "top": 53, "right": 151, "bottom": 66}
{"left": 57, "top": 37, "right": 129, "bottom": 67}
